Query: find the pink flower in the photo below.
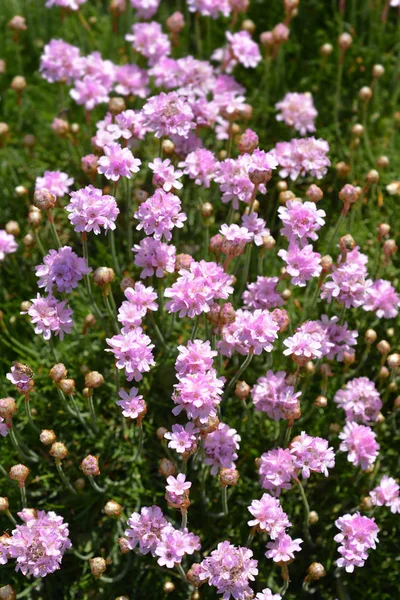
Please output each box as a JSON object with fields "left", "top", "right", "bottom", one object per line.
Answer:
{"left": 256, "top": 589, "right": 282, "bottom": 600}
{"left": 319, "top": 315, "right": 358, "bottom": 361}
{"left": 251, "top": 370, "right": 301, "bottom": 421}
{"left": 130, "top": 0, "right": 160, "bottom": 20}
{"left": 370, "top": 475, "right": 400, "bottom": 513}
{"left": 258, "top": 448, "right": 296, "bottom": 496}
{"left": 321, "top": 247, "right": 373, "bottom": 309}
{"left": 339, "top": 422, "right": 380, "bottom": 470}
{"left": 114, "top": 64, "right": 150, "bottom": 98}
{"left": 35, "top": 246, "right": 91, "bottom": 293}
{"left": 276, "top": 92, "right": 318, "bottom": 135}
{"left": 46, "top": 0, "right": 87, "bottom": 9}
{"left": 166, "top": 473, "right": 191, "bottom": 496}
{"left": 134, "top": 189, "right": 186, "bottom": 241}
{"left": 215, "top": 154, "right": 274, "bottom": 210}
{"left": 363, "top": 279, "right": 400, "bottom": 319}
{"left": 148, "top": 158, "right": 183, "bottom": 192}
{"left": 278, "top": 200, "right": 326, "bottom": 245}
{"left": 106, "top": 328, "right": 155, "bottom": 382}
{"left": 273, "top": 137, "right": 331, "bottom": 180}
{"left": 35, "top": 170, "right": 73, "bottom": 198}
{"left": 220, "top": 223, "right": 253, "bottom": 256}
{"left": 243, "top": 277, "right": 284, "bottom": 311}
{"left": 283, "top": 329, "right": 323, "bottom": 365}
{"left": 132, "top": 237, "right": 176, "bottom": 278}
{"left": 125, "top": 505, "right": 167, "bottom": 556}
{"left": 66, "top": 185, "right": 119, "bottom": 234}
{"left": 22, "top": 294, "right": 73, "bottom": 340}
{"left": 0, "top": 230, "right": 18, "bottom": 261}
{"left": 226, "top": 31, "right": 261, "bottom": 69}
{"left": 117, "top": 387, "right": 146, "bottom": 420}
{"left": 187, "top": 0, "right": 231, "bottom": 18}
{"left": 334, "top": 377, "right": 382, "bottom": 424}
{"left": 0, "top": 416, "right": 9, "bottom": 438}
{"left": 97, "top": 143, "right": 141, "bottom": 181}
{"left": 172, "top": 369, "right": 224, "bottom": 423}
{"left": 241, "top": 213, "right": 270, "bottom": 246}
{"left": 118, "top": 282, "right": 158, "bottom": 332}
{"left": 203, "top": 422, "right": 241, "bottom": 475}
{"left": 40, "top": 39, "right": 83, "bottom": 83}
{"left": 175, "top": 340, "right": 217, "bottom": 377}
{"left": 155, "top": 525, "right": 200, "bottom": 568}
{"left": 278, "top": 243, "right": 322, "bottom": 287}
{"left": 218, "top": 309, "right": 279, "bottom": 357}
{"left": 70, "top": 76, "right": 110, "bottom": 110}
{"left": 248, "top": 494, "right": 291, "bottom": 539}
{"left": 290, "top": 432, "right": 335, "bottom": 478}
{"left": 265, "top": 534, "right": 303, "bottom": 563}
{"left": 80, "top": 51, "right": 116, "bottom": 89}
{"left": 125, "top": 22, "right": 171, "bottom": 66}
{"left": 164, "top": 423, "right": 199, "bottom": 455}
{"left": 141, "top": 92, "right": 195, "bottom": 139}
{"left": 6, "top": 366, "right": 32, "bottom": 394}
{"left": 179, "top": 148, "right": 218, "bottom": 188}
{"left": 334, "top": 513, "right": 379, "bottom": 572}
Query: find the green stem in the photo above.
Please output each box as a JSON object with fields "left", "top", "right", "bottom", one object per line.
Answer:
{"left": 221, "top": 485, "right": 229, "bottom": 516}
{"left": 362, "top": 103, "right": 375, "bottom": 166}
{"left": 176, "top": 563, "right": 187, "bottom": 582}
{"left": 180, "top": 509, "right": 188, "bottom": 530}
{"left": 109, "top": 229, "right": 121, "bottom": 276}
{"left": 295, "top": 477, "right": 313, "bottom": 546}
{"left": 6, "top": 509, "right": 17, "bottom": 526}
{"left": 88, "top": 475, "right": 107, "bottom": 493}
{"left": 104, "top": 294, "right": 120, "bottom": 334}
{"left": 87, "top": 394, "right": 98, "bottom": 432}
{"left": 20, "top": 485, "right": 27, "bottom": 509}
{"left": 150, "top": 313, "right": 167, "bottom": 349}
{"left": 24, "top": 397, "right": 39, "bottom": 433}
{"left": 55, "top": 459, "right": 78, "bottom": 494}
{"left": 9, "top": 428, "right": 38, "bottom": 463}
{"left": 283, "top": 422, "right": 293, "bottom": 448}
{"left": 190, "top": 316, "right": 201, "bottom": 341}
{"left": 49, "top": 215, "right": 62, "bottom": 249}
{"left": 334, "top": 54, "right": 344, "bottom": 138}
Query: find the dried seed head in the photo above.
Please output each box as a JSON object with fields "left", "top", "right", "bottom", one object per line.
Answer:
{"left": 39, "top": 429, "right": 56, "bottom": 446}
{"left": 58, "top": 378, "right": 75, "bottom": 395}
{"left": 93, "top": 267, "right": 115, "bottom": 287}
{"left": 81, "top": 455, "right": 100, "bottom": 476}
{"left": 49, "top": 363, "right": 68, "bottom": 383}
{"left": 387, "top": 353, "right": 400, "bottom": 369}
{"left": 307, "top": 562, "right": 326, "bottom": 580}
{"left": 359, "top": 86, "right": 373, "bottom": 102}
{"left": 235, "top": 380, "right": 250, "bottom": 400}
{"left": 201, "top": 202, "right": 213, "bottom": 218}
{"left": 338, "top": 32, "right": 353, "bottom": 50}
{"left": 315, "top": 395, "right": 328, "bottom": 408}
{"left": 104, "top": 500, "right": 123, "bottom": 517}
{"left": 9, "top": 464, "right": 29, "bottom": 484}
{"left": 306, "top": 184, "right": 324, "bottom": 202}
{"left": 90, "top": 557, "right": 107, "bottom": 578}
{"left": 85, "top": 371, "right": 104, "bottom": 389}
{"left": 0, "top": 585, "right": 16, "bottom": 600}
{"left": 33, "top": 189, "right": 56, "bottom": 210}
{"left": 158, "top": 458, "right": 175, "bottom": 477}
{"left": 0, "top": 397, "right": 17, "bottom": 419}
{"left": 50, "top": 442, "right": 68, "bottom": 460}
{"left": 383, "top": 239, "right": 398, "bottom": 258}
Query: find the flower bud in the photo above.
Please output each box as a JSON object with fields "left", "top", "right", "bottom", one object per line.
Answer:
{"left": 110, "top": 0, "right": 127, "bottom": 16}
{"left": 0, "top": 585, "right": 16, "bottom": 600}
{"left": 85, "top": 371, "right": 104, "bottom": 389}
{"left": 377, "top": 223, "right": 390, "bottom": 240}
{"left": 156, "top": 427, "right": 168, "bottom": 440}
{"left": 394, "top": 396, "right": 400, "bottom": 410}
{"left": 220, "top": 303, "right": 236, "bottom": 325}
{"left": 388, "top": 382, "right": 398, "bottom": 393}
{"left": 387, "top": 353, "right": 400, "bottom": 369}
{"left": 11, "top": 76, "right": 27, "bottom": 93}
{"left": 93, "top": 267, "right": 115, "bottom": 287}
{"left": 5, "top": 220, "right": 20, "bottom": 237}
{"left": 83, "top": 314, "right": 96, "bottom": 334}
{"left": 235, "top": 380, "right": 250, "bottom": 400}
{"left": 372, "top": 64, "right": 385, "bottom": 78}
{"left": 315, "top": 395, "right": 328, "bottom": 408}
{"left": 210, "top": 234, "right": 223, "bottom": 255}
{"left": 248, "top": 169, "right": 272, "bottom": 186}
{"left": 118, "top": 537, "right": 131, "bottom": 554}
{"left": 8, "top": 15, "right": 27, "bottom": 31}
{"left": 196, "top": 415, "right": 220, "bottom": 437}
{"left": 33, "top": 189, "right": 56, "bottom": 210}
{"left": 163, "top": 581, "right": 175, "bottom": 594}
{"left": 28, "top": 206, "right": 42, "bottom": 227}
{"left": 22, "top": 134, "right": 36, "bottom": 148}
{"left": 379, "top": 366, "right": 389, "bottom": 380}
{"left": 120, "top": 277, "right": 135, "bottom": 292}
{"left": 343, "top": 352, "right": 356, "bottom": 366}
{"left": 186, "top": 563, "right": 203, "bottom": 587}
{"left": 81, "top": 455, "right": 100, "bottom": 476}
{"left": 237, "top": 129, "right": 259, "bottom": 154}
{"left": 279, "top": 190, "right": 296, "bottom": 204}
{"left": 74, "top": 478, "right": 86, "bottom": 492}
{"left": 40, "top": 429, "right": 56, "bottom": 446}
{"left": 108, "top": 97, "right": 126, "bottom": 115}
{"left": 158, "top": 458, "right": 175, "bottom": 477}
{"left": 377, "top": 340, "right": 390, "bottom": 355}
{"left": 376, "top": 412, "right": 385, "bottom": 423}
{"left": 320, "top": 255, "right": 333, "bottom": 273}
{"left": 281, "top": 288, "right": 291, "bottom": 300}
{"left": 58, "top": 378, "right": 75, "bottom": 395}
{"left": 336, "top": 161, "right": 350, "bottom": 178}
{"left": 359, "top": 86, "right": 372, "bottom": 102}
{"left": 90, "top": 557, "right": 107, "bottom": 578}
{"left": 9, "top": 464, "right": 29, "bottom": 484}
{"left": 339, "top": 184, "right": 359, "bottom": 208}
{"left": 338, "top": 234, "right": 356, "bottom": 253}
{"left": 366, "top": 169, "right": 379, "bottom": 185}
{"left": 363, "top": 330, "right": 376, "bottom": 346}
{"left": 386, "top": 181, "right": 400, "bottom": 196}
{"left": 338, "top": 32, "right": 352, "bottom": 50}
{"left": 49, "top": 363, "right": 68, "bottom": 383}
{"left": 82, "top": 387, "right": 92, "bottom": 399}
{"left": 263, "top": 235, "right": 276, "bottom": 250}
{"left": 309, "top": 511, "right": 319, "bottom": 525}
{"left": 241, "top": 18, "right": 255, "bottom": 34}
{"left": 175, "top": 253, "right": 194, "bottom": 271}
{"left": 320, "top": 43, "right": 333, "bottom": 57}
{"left": 352, "top": 123, "right": 364, "bottom": 137}
{"left": 81, "top": 154, "right": 98, "bottom": 175}
{"left": 219, "top": 467, "right": 240, "bottom": 486}
{"left": 201, "top": 202, "right": 213, "bottom": 218}
{"left": 383, "top": 239, "right": 398, "bottom": 258}
{"left": 260, "top": 31, "right": 274, "bottom": 48}
{"left": 50, "top": 442, "right": 68, "bottom": 460}
{"left": 304, "top": 184, "right": 323, "bottom": 202}
{"left": 305, "top": 361, "right": 315, "bottom": 374}
{"left": 307, "top": 562, "right": 326, "bottom": 580}
{"left": 166, "top": 11, "right": 185, "bottom": 33}
{"left": 0, "top": 497, "right": 9, "bottom": 512}
{"left": 0, "top": 397, "right": 17, "bottom": 420}
{"left": 104, "top": 499, "right": 123, "bottom": 517}
{"left": 377, "top": 155, "right": 389, "bottom": 169}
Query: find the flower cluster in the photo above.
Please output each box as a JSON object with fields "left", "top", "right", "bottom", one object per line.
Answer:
{"left": 251, "top": 370, "right": 301, "bottom": 421}
{"left": 334, "top": 377, "right": 382, "bottom": 423}
{"left": 334, "top": 513, "right": 379, "bottom": 572}
{"left": 275, "top": 92, "right": 318, "bottom": 135}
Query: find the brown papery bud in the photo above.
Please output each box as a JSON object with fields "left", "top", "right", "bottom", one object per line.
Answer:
{"left": 0, "top": 397, "right": 17, "bottom": 420}
{"left": 83, "top": 314, "right": 96, "bottom": 333}
{"left": 359, "top": 86, "right": 372, "bottom": 102}
{"left": 50, "top": 442, "right": 68, "bottom": 460}
{"left": 49, "top": 363, "right": 68, "bottom": 382}
{"left": 219, "top": 468, "right": 239, "bottom": 487}
{"left": 33, "top": 189, "right": 56, "bottom": 211}
{"left": 81, "top": 455, "right": 100, "bottom": 476}
{"left": 196, "top": 414, "right": 220, "bottom": 437}
{"left": 383, "top": 239, "right": 398, "bottom": 258}
{"left": 281, "top": 288, "right": 291, "bottom": 300}
{"left": 161, "top": 139, "right": 175, "bottom": 155}
{"left": 58, "top": 378, "right": 75, "bottom": 395}
{"left": 0, "top": 497, "right": 9, "bottom": 512}
{"left": 377, "top": 223, "right": 390, "bottom": 239}
{"left": 5, "top": 221, "right": 20, "bottom": 236}
{"left": 360, "top": 495, "right": 373, "bottom": 511}
{"left": 307, "top": 562, "right": 326, "bottom": 580}
{"left": 372, "top": 64, "right": 385, "bottom": 78}
{"left": 11, "top": 76, "right": 27, "bottom": 93}
{"left": 305, "top": 361, "right": 315, "bottom": 374}
{"left": 104, "top": 499, "right": 123, "bottom": 517}
{"left": 175, "top": 253, "right": 194, "bottom": 271}
{"left": 85, "top": 371, "right": 104, "bottom": 389}
{"left": 338, "top": 32, "right": 353, "bottom": 50}
{"left": 166, "top": 11, "right": 185, "bottom": 34}
{"left": 343, "top": 352, "right": 355, "bottom": 365}
{"left": 90, "top": 557, "right": 107, "bottom": 578}
{"left": 40, "top": 429, "right": 56, "bottom": 446}
{"left": 279, "top": 190, "right": 296, "bottom": 204}
{"left": 9, "top": 464, "right": 29, "bottom": 484}
{"left": 364, "top": 329, "right": 377, "bottom": 345}
{"left": 263, "top": 235, "right": 276, "bottom": 250}
{"left": 108, "top": 97, "right": 126, "bottom": 115}
{"left": 110, "top": 0, "right": 127, "bottom": 16}
{"left": 320, "top": 43, "right": 333, "bottom": 57}
{"left": 306, "top": 184, "right": 324, "bottom": 202}
{"left": 320, "top": 255, "right": 333, "bottom": 273}
{"left": 379, "top": 366, "right": 389, "bottom": 380}
{"left": 377, "top": 155, "right": 389, "bottom": 169}
{"left": 241, "top": 19, "right": 255, "bottom": 35}
{"left": 163, "top": 581, "right": 175, "bottom": 594}
{"left": 0, "top": 585, "right": 16, "bottom": 600}
{"left": 118, "top": 537, "right": 131, "bottom": 554}
{"left": 352, "top": 123, "right": 364, "bottom": 137}
{"left": 120, "top": 277, "right": 135, "bottom": 292}
{"left": 201, "top": 202, "right": 213, "bottom": 218}
{"left": 315, "top": 395, "right": 328, "bottom": 408}
{"left": 235, "top": 380, "right": 250, "bottom": 400}
{"left": 387, "top": 353, "right": 400, "bottom": 369}
{"left": 93, "top": 267, "right": 115, "bottom": 287}
{"left": 377, "top": 340, "right": 390, "bottom": 355}
{"left": 156, "top": 426, "right": 168, "bottom": 440}
{"left": 339, "top": 234, "right": 356, "bottom": 253}
{"left": 28, "top": 207, "right": 42, "bottom": 227}
{"left": 366, "top": 169, "right": 379, "bottom": 185}
{"left": 309, "top": 511, "right": 319, "bottom": 524}
{"left": 394, "top": 396, "right": 400, "bottom": 411}
{"left": 336, "top": 161, "right": 350, "bottom": 178}
{"left": 376, "top": 412, "right": 385, "bottom": 423}
{"left": 158, "top": 458, "right": 176, "bottom": 477}
{"left": 248, "top": 169, "right": 272, "bottom": 185}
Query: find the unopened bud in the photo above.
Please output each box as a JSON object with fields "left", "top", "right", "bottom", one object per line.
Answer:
{"left": 201, "top": 202, "right": 213, "bottom": 218}
{"left": 159, "top": 458, "right": 175, "bottom": 477}
{"left": 379, "top": 366, "right": 389, "bottom": 380}
{"left": 93, "top": 267, "right": 115, "bottom": 287}
{"left": 163, "top": 581, "right": 175, "bottom": 594}
{"left": 156, "top": 427, "right": 168, "bottom": 440}
{"left": 241, "top": 19, "right": 255, "bottom": 34}
{"left": 28, "top": 206, "right": 42, "bottom": 227}
{"left": 0, "top": 397, "right": 17, "bottom": 420}
{"left": 263, "top": 235, "right": 276, "bottom": 249}
{"left": 377, "top": 155, "right": 389, "bottom": 169}
{"left": 339, "top": 184, "right": 359, "bottom": 207}
{"left": 376, "top": 412, "right": 385, "bottom": 423}
{"left": 90, "top": 557, "right": 107, "bottom": 578}
{"left": 50, "top": 442, "right": 68, "bottom": 460}
{"left": 220, "top": 303, "right": 236, "bottom": 325}
{"left": 352, "top": 123, "right": 364, "bottom": 137}
{"left": 248, "top": 169, "right": 272, "bottom": 185}
{"left": 9, "top": 464, "right": 29, "bottom": 484}
{"left": 0, "top": 497, "right": 9, "bottom": 512}
{"left": 85, "top": 371, "right": 104, "bottom": 389}
{"left": 58, "top": 378, "right": 75, "bottom": 395}
{"left": 366, "top": 169, "right": 379, "bottom": 185}
{"left": 108, "top": 97, "right": 126, "bottom": 115}
{"left": 307, "top": 562, "right": 326, "bottom": 580}
{"left": 40, "top": 429, "right": 56, "bottom": 446}
{"left": 235, "top": 380, "right": 250, "bottom": 400}
{"left": 120, "top": 277, "right": 135, "bottom": 292}
{"left": 33, "top": 189, "right": 56, "bottom": 210}
{"left": 336, "top": 161, "right": 350, "bottom": 178}
{"left": 81, "top": 154, "right": 98, "bottom": 175}
{"left": 387, "top": 353, "right": 400, "bottom": 369}
{"left": 338, "top": 32, "right": 352, "bottom": 50}
{"left": 118, "top": 537, "right": 131, "bottom": 554}
{"left": 377, "top": 340, "right": 390, "bottom": 355}
{"left": 279, "top": 190, "right": 296, "bottom": 204}
{"left": 329, "top": 423, "right": 341, "bottom": 434}
{"left": 49, "top": 363, "right": 67, "bottom": 382}
{"left": 83, "top": 313, "right": 96, "bottom": 332}
{"left": 306, "top": 184, "right": 324, "bottom": 202}
{"left": 11, "top": 75, "right": 27, "bottom": 93}
{"left": 161, "top": 139, "right": 175, "bottom": 155}
{"left": 104, "top": 500, "right": 123, "bottom": 517}
{"left": 166, "top": 11, "right": 185, "bottom": 33}
{"left": 320, "top": 255, "right": 333, "bottom": 273}
{"left": 364, "top": 329, "right": 377, "bottom": 345}
{"left": 309, "top": 511, "right": 319, "bottom": 525}
{"left": 394, "top": 396, "right": 400, "bottom": 410}
{"left": 196, "top": 415, "right": 220, "bottom": 437}
{"left": 359, "top": 86, "right": 372, "bottom": 102}
{"left": 320, "top": 43, "right": 333, "bottom": 57}
{"left": 219, "top": 467, "right": 240, "bottom": 486}
{"left": 372, "top": 64, "right": 385, "bottom": 78}
{"left": 175, "top": 253, "right": 194, "bottom": 271}
{"left": 0, "top": 585, "right": 16, "bottom": 600}
{"left": 377, "top": 223, "right": 390, "bottom": 239}
{"left": 282, "top": 288, "right": 291, "bottom": 300}
{"left": 305, "top": 361, "right": 315, "bottom": 374}
{"left": 339, "top": 234, "right": 356, "bottom": 253}
{"left": 315, "top": 395, "right": 328, "bottom": 408}
{"left": 5, "top": 221, "right": 20, "bottom": 237}
{"left": 81, "top": 455, "right": 100, "bottom": 476}
{"left": 383, "top": 239, "right": 398, "bottom": 258}
{"left": 237, "top": 129, "right": 259, "bottom": 154}
{"left": 343, "top": 352, "right": 355, "bottom": 365}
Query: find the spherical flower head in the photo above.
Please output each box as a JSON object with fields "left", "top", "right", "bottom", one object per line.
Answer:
{"left": 334, "top": 377, "right": 382, "bottom": 424}
{"left": 118, "top": 282, "right": 158, "bottom": 331}
{"left": 70, "top": 76, "right": 110, "bottom": 111}
{"left": 155, "top": 525, "right": 200, "bottom": 568}
{"left": 81, "top": 455, "right": 100, "bottom": 476}
{"left": 334, "top": 512, "right": 379, "bottom": 572}
{"left": 66, "top": 185, "right": 119, "bottom": 235}
{"left": 164, "top": 423, "right": 199, "bottom": 455}
{"left": 117, "top": 387, "right": 146, "bottom": 420}
{"left": 148, "top": 158, "right": 183, "bottom": 192}
{"left": 175, "top": 340, "right": 217, "bottom": 377}
{"left": 339, "top": 422, "right": 379, "bottom": 470}
{"left": 35, "top": 170, "right": 73, "bottom": 199}
{"left": 251, "top": 370, "right": 301, "bottom": 421}
{"left": 46, "top": 0, "right": 87, "bottom": 10}
{"left": 6, "top": 365, "right": 33, "bottom": 394}
{"left": 275, "top": 92, "right": 318, "bottom": 135}
{"left": 134, "top": 189, "right": 186, "bottom": 241}
{"left": 97, "top": 143, "right": 141, "bottom": 181}
{"left": 256, "top": 589, "right": 282, "bottom": 600}
{"left": 265, "top": 534, "right": 303, "bottom": 563}
{"left": 166, "top": 473, "right": 191, "bottom": 496}
{"left": 130, "top": 0, "right": 160, "bottom": 20}
{"left": 132, "top": 237, "right": 176, "bottom": 278}
{"left": 218, "top": 308, "right": 279, "bottom": 357}
{"left": 273, "top": 137, "right": 330, "bottom": 180}
{"left": 283, "top": 329, "right": 322, "bottom": 365}
{"left": 125, "top": 22, "right": 171, "bottom": 66}
{"left": 40, "top": 39, "right": 83, "bottom": 84}
{"left": 125, "top": 505, "right": 167, "bottom": 556}
{"left": 220, "top": 223, "right": 252, "bottom": 257}
{"left": 35, "top": 246, "right": 91, "bottom": 294}
{"left": 278, "top": 200, "right": 326, "bottom": 245}
{"left": 179, "top": 148, "right": 218, "bottom": 188}
{"left": 258, "top": 448, "right": 295, "bottom": 496}
{"left": 363, "top": 279, "right": 400, "bottom": 319}
{"left": 198, "top": 541, "right": 258, "bottom": 600}
{"left": 203, "top": 422, "right": 240, "bottom": 475}
{"left": 241, "top": 213, "right": 270, "bottom": 246}
{"left": 6, "top": 510, "right": 71, "bottom": 577}
{"left": 318, "top": 314, "right": 358, "bottom": 361}
{"left": 106, "top": 328, "right": 155, "bottom": 382}
{"left": 238, "top": 128, "right": 259, "bottom": 154}
{"left": 370, "top": 476, "right": 400, "bottom": 513}
{"left": 141, "top": 92, "right": 195, "bottom": 139}
{"left": 0, "top": 230, "right": 18, "bottom": 261}
{"left": 248, "top": 494, "right": 291, "bottom": 539}
{"left": 114, "top": 63, "right": 149, "bottom": 98}
{"left": 22, "top": 294, "right": 73, "bottom": 340}
{"left": 278, "top": 243, "right": 322, "bottom": 287}
{"left": 290, "top": 431, "right": 335, "bottom": 478}
{"left": 226, "top": 31, "right": 261, "bottom": 68}
{"left": 172, "top": 369, "right": 224, "bottom": 423}
{"left": 243, "top": 276, "right": 284, "bottom": 311}
{"left": 187, "top": 0, "right": 231, "bottom": 18}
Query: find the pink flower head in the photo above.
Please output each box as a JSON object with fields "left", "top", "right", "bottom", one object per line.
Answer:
{"left": 40, "top": 39, "right": 83, "bottom": 83}
{"left": 66, "top": 185, "right": 119, "bottom": 234}
{"left": 363, "top": 279, "right": 400, "bottom": 319}
{"left": 278, "top": 200, "right": 326, "bottom": 245}
{"left": 251, "top": 370, "right": 301, "bottom": 421}
{"left": 125, "top": 22, "right": 171, "bottom": 66}
{"left": 97, "top": 143, "right": 141, "bottom": 181}
{"left": 80, "top": 51, "right": 116, "bottom": 89}
{"left": 148, "top": 158, "right": 183, "bottom": 192}
{"left": 215, "top": 155, "right": 270, "bottom": 210}
{"left": 164, "top": 423, "right": 199, "bottom": 455}
{"left": 35, "top": 246, "right": 91, "bottom": 294}
{"left": 226, "top": 31, "right": 261, "bottom": 69}
{"left": 334, "top": 377, "right": 382, "bottom": 424}
{"left": 35, "top": 170, "right": 73, "bottom": 198}
{"left": 22, "top": 294, "right": 73, "bottom": 340}
{"left": 241, "top": 213, "right": 270, "bottom": 246}
{"left": 155, "top": 524, "right": 200, "bottom": 568}
{"left": 290, "top": 432, "right": 335, "bottom": 478}
{"left": 118, "top": 282, "right": 158, "bottom": 331}
{"left": 130, "top": 0, "right": 160, "bottom": 20}
{"left": 166, "top": 473, "right": 191, "bottom": 496}
{"left": 132, "top": 237, "right": 176, "bottom": 278}
{"left": 70, "top": 76, "right": 110, "bottom": 110}
{"left": 220, "top": 223, "right": 253, "bottom": 256}
{"left": 175, "top": 339, "right": 217, "bottom": 377}
{"left": 334, "top": 512, "right": 379, "bottom": 572}
{"left": 172, "top": 369, "right": 224, "bottom": 423}
{"left": 339, "top": 422, "right": 380, "bottom": 470}
{"left": 5, "top": 509, "right": 71, "bottom": 577}
{"left": 243, "top": 277, "right": 284, "bottom": 311}
{"left": 114, "top": 64, "right": 149, "bottom": 97}
{"left": 218, "top": 308, "right": 279, "bottom": 357}
{"left": 6, "top": 366, "right": 32, "bottom": 394}
{"left": 283, "top": 329, "right": 322, "bottom": 365}
{"left": 125, "top": 505, "right": 167, "bottom": 556}
{"left": 265, "top": 534, "right": 303, "bottom": 563}
{"left": 258, "top": 447, "right": 296, "bottom": 496}
{"left": 134, "top": 189, "right": 186, "bottom": 241}
{"left": 106, "top": 328, "right": 155, "bottom": 382}
{"left": 179, "top": 148, "right": 218, "bottom": 188}
{"left": 370, "top": 475, "right": 400, "bottom": 513}
{"left": 278, "top": 243, "right": 322, "bottom": 287}
{"left": 273, "top": 137, "right": 331, "bottom": 180}
{"left": 187, "top": 0, "right": 231, "bottom": 18}
{"left": 198, "top": 541, "right": 258, "bottom": 600}
{"left": 319, "top": 314, "right": 358, "bottom": 361}
{"left": 114, "top": 110, "right": 148, "bottom": 140}
{"left": 45, "top": 0, "right": 87, "bottom": 9}
{"left": 203, "top": 422, "right": 240, "bottom": 475}
{"left": 0, "top": 230, "right": 18, "bottom": 260}
{"left": 117, "top": 387, "right": 146, "bottom": 419}
{"left": 142, "top": 92, "right": 195, "bottom": 139}
{"left": 248, "top": 494, "right": 291, "bottom": 539}
{"left": 256, "top": 590, "right": 282, "bottom": 600}
{"left": 321, "top": 247, "right": 372, "bottom": 309}
{"left": 275, "top": 92, "right": 318, "bottom": 135}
